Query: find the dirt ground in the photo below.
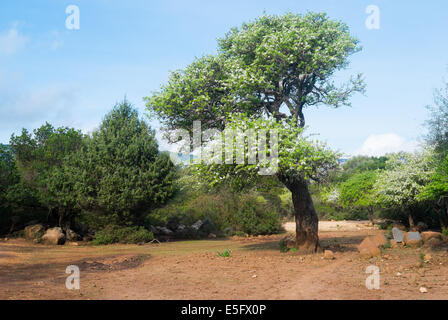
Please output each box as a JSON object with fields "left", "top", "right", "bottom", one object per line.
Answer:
{"left": 1, "top": 221, "right": 448, "bottom": 300}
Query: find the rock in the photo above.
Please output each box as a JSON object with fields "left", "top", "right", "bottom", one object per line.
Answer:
{"left": 24, "top": 224, "right": 45, "bottom": 241}
{"left": 406, "top": 239, "right": 423, "bottom": 248}
{"left": 371, "top": 233, "right": 387, "bottom": 247}
{"left": 82, "top": 235, "right": 93, "bottom": 242}
{"left": 423, "top": 237, "right": 442, "bottom": 249}
{"left": 208, "top": 233, "right": 217, "bottom": 239}
{"left": 359, "top": 246, "right": 381, "bottom": 259}
{"left": 358, "top": 237, "right": 382, "bottom": 258}
{"left": 41, "top": 227, "right": 66, "bottom": 245}
{"left": 176, "top": 224, "right": 186, "bottom": 233}
{"left": 191, "top": 220, "right": 203, "bottom": 231}
{"left": 166, "top": 216, "right": 181, "bottom": 231}
{"left": 419, "top": 287, "right": 428, "bottom": 293}
{"left": 390, "top": 239, "right": 399, "bottom": 248}
{"left": 66, "top": 229, "right": 80, "bottom": 241}
{"left": 404, "top": 231, "right": 422, "bottom": 244}
{"left": 156, "top": 226, "right": 173, "bottom": 236}
{"left": 324, "top": 250, "right": 335, "bottom": 260}
{"left": 392, "top": 227, "right": 406, "bottom": 243}
{"left": 148, "top": 225, "right": 158, "bottom": 235}
{"left": 199, "top": 219, "right": 216, "bottom": 236}
{"left": 421, "top": 231, "right": 443, "bottom": 243}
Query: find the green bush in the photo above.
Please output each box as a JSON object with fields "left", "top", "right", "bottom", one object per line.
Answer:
{"left": 92, "top": 225, "right": 154, "bottom": 245}
{"left": 145, "top": 190, "right": 283, "bottom": 236}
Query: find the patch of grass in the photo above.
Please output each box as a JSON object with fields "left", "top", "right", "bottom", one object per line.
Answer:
{"left": 419, "top": 253, "right": 425, "bottom": 267}
{"left": 92, "top": 225, "right": 154, "bottom": 245}
{"left": 217, "top": 249, "right": 231, "bottom": 257}
{"left": 279, "top": 238, "right": 288, "bottom": 253}
{"left": 382, "top": 241, "right": 391, "bottom": 249}
{"left": 443, "top": 228, "right": 448, "bottom": 238}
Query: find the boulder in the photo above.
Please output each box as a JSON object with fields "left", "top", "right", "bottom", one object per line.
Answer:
{"left": 371, "top": 233, "right": 387, "bottom": 247}
{"left": 65, "top": 229, "right": 80, "bottom": 241}
{"left": 392, "top": 227, "right": 406, "bottom": 243}
{"left": 166, "top": 216, "right": 181, "bottom": 231}
{"left": 41, "top": 227, "right": 66, "bottom": 245}
{"left": 156, "top": 226, "right": 173, "bottom": 236}
{"left": 358, "top": 237, "right": 382, "bottom": 258}
{"left": 324, "top": 250, "right": 335, "bottom": 260}
{"left": 390, "top": 239, "right": 399, "bottom": 248}
{"left": 421, "top": 231, "right": 443, "bottom": 243}
{"left": 208, "top": 233, "right": 217, "bottom": 239}
{"left": 148, "top": 225, "right": 158, "bottom": 235}
{"left": 406, "top": 239, "right": 423, "bottom": 248}
{"left": 404, "top": 232, "right": 422, "bottom": 246}
{"left": 24, "top": 224, "right": 45, "bottom": 241}
{"left": 359, "top": 246, "right": 381, "bottom": 259}
{"left": 199, "top": 219, "right": 216, "bottom": 236}
{"left": 191, "top": 220, "right": 203, "bottom": 231}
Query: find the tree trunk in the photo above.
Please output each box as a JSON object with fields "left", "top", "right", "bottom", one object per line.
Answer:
{"left": 408, "top": 214, "right": 415, "bottom": 231}
{"left": 288, "top": 178, "right": 321, "bottom": 254}
{"left": 368, "top": 207, "right": 375, "bottom": 228}
{"left": 436, "top": 208, "right": 447, "bottom": 230}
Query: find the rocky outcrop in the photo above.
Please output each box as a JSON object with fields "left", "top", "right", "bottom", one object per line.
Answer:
{"left": 41, "top": 227, "right": 66, "bottom": 245}
{"left": 24, "top": 224, "right": 45, "bottom": 241}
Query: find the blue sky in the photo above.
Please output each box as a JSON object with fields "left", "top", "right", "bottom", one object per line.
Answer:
{"left": 0, "top": 0, "right": 447, "bottom": 156}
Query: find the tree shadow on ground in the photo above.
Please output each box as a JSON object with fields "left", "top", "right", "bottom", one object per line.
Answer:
{"left": 240, "top": 234, "right": 366, "bottom": 253}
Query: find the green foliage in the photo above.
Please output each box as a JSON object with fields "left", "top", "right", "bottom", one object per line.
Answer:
{"left": 64, "top": 100, "right": 177, "bottom": 227}
{"left": 330, "top": 156, "right": 387, "bottom": 183}
{"left": 217, "top": 249, "right": 231, "bottom": 258}
{"left": 146, "top": 189, "right": 283, "bottom": 236}
{"left": 193, "top": 115, "right": 340, "bottom": 192}
{"left": 418, "top": 155, "right": 448, "bottom": 202}
{"left": 375, "top": 150, "right": 435, "bottom": 210}
{"left": 339, "top": 171, "right": 378, "bottom": 211}
{"left": 442, "top": 228, "right": 448, "bottom": 237}
{"left": 146, "top": 12, "right": 365, "bottom": 131}
{"left": 7, "top": 124, "right": 84, "bottom": 226}
{"left": 92, "top": 225, "right": 154, "bottom": 245}
{"left": 279, "top": 238, "right": 288, "bottom": 253}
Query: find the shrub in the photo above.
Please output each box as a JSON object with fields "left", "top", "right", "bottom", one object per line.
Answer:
{"left": 217, "top": 249, "right": 231, "bottom": 257}
{"left": 92, "top": 225, "right": 154, "bottom": 245}
{"left": 145, "top": 190, "right": 283, "bottom": 236}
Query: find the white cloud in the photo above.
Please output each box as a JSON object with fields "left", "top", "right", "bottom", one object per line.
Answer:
{"left": 354, "top": 133, "right": 419, "bottom": 157}
{"left": 0, "top": 25, "right": 28, "bottom": 55}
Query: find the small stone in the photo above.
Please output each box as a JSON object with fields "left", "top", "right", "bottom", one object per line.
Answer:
{"left": 252, "top": 275, "right": 257, "bottom": 278}
{"left": 419, "top": 287, "right": 428, "bottom": 293}
{"left": 396, "top": 272, "right": 402, "bottom": 276}
{"left": 324, "top": 250, "right": 335, "bottom": 260}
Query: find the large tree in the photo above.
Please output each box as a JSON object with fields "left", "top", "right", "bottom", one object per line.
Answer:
{"left": 63, "top": 100, "right": 177, "bottom": 228}
{"left": 375, "top": 151, "right": 435, "bottom": 229}
{"left": 146, "top": 12, "right": 364, "bottom": 253}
